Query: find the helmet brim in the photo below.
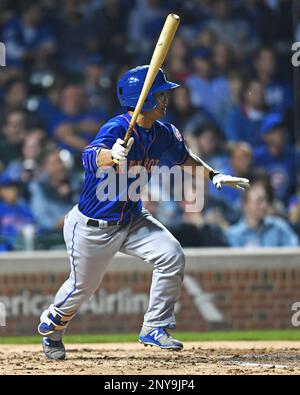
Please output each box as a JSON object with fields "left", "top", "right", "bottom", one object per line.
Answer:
{"left": 151, "top": 81, "right": 180, "bottom": 94}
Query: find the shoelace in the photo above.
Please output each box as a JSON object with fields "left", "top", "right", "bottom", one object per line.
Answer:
{"left": 161, "top": 328, "right": 172, "bottom": 338}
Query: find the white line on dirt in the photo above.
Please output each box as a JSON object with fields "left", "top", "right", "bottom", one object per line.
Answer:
{"left": 235, "top": 362, "right": 290, "bottom": 369}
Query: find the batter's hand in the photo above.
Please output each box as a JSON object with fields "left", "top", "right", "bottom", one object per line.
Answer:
{"left": 111, "top": 137, "right": 134, "bottom": 164}
{"left": 212, "top": 173, "right": 250, "bottom": 191}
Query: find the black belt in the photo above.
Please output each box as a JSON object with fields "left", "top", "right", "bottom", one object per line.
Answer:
{"left": 87, "top": 219, "right": 121, "bottom": 228}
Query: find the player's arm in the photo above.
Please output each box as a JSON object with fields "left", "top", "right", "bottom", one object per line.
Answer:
{"left": 182, "top": 151, "right": 250, "bottom": 191}
{"left": 96, "top": 149, "right": 115, "bottom": 167}
{"left": 82, "top": 137, "right": 135, "bottom": 173}
{"left": 96, "top": 137, "right": 134, "bottom": 167}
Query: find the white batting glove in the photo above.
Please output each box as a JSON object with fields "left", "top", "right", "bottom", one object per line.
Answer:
{"left": 211, "top": 172, "right": 250, "bottom": 191}
{"left": 111, "top": 137, "right": 134, "bottom": 164}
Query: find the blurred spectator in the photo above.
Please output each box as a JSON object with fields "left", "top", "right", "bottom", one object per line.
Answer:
{"left": 226, "top": 184, "right": 299, "bottom": 247}
{"left": 166, "top": 86, "right": 217, "bottom": 134}
{"left": 169, "top": 182, "right": 228, "bottom": 247}
{"left": 0, "top": 110, "right": 27, "bottom": 169}
{"left": 34, "top": 77, "right": 65, "bottom": 128}
{"left": 238, "top": 0, "right": 285, "bottom": 47}
{"left": 142, "top": 185, "right": 182, "bottom": 230}
{"left": 188, "top": 123, "right": 227, "bottom": 171}
{"left": 0, "top": 0, "right": 14, "bottom": 27}
{"left": 2, "top": 4, "right": 55, "bottom": 69}
{"left": 193, "top": 27, "right": 216, "bottom": 50}
{"left": 82, "top": 55, "right": 111, "bottom": 114}
{"left": 249, "top": 169, "right": 286, "bottom": 218}
{"left": 203, "top": 191, "right": 236, "bottom": 227}
{"left": 3, "top": 129, "right": 48, "bottom": 185}
{"left": 205, "top": 0, "right": 259, "bottom": 60}
{"left": 214, "top": 70, "right": 245, "bottom": 125}
{"left": 0, "top": 174, "right": 35, "bottom": 250}
{"left": 224, "top": 79, "right": 268, "bottom": 146}
{"left": 209, "top": 142, "right": 253, "bottom": 212}
{"left": 0, "top": 78, "right": 28, "bottom": 120}
{"left": 212, "top": 41, "right": 235, "bottom": 77}
{"left": 90, "top": 0, "right": 130, "bottom": 66}
{"left": 253, "top": 113, "right": 296, "bottom": 204}
{"left": 186, "top": 47, "right": 229, "bottom": 117}
{"left": 166, "top": 36, "right": 191, "bottom": 84}
{"left": 49, "top": 84, "right": 106, "bottom": 152}
{"left": 253, "top": 47, "right": 293, "bottom": 115}
{"left": 289, "top": 180, "right": 300, "bottom": 239}
{"left": 226, "top": 142, "right": 253, "bottom": 179}
{"left": 55, "top": 0, "right": 91, "bottom": 74}
{"left": 28, "top": 148, "right": 80, "bottom": 232}
{"left": 128, "top": 0, "right": 166, "bottom": 61}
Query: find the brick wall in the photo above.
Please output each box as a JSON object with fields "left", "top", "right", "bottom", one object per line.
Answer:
{"left": 1, "top": 249, "right": 299, "bottom": 335}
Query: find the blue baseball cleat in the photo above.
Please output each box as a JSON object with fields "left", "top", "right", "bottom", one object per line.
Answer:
{"left": 138, "top": 325, "right": 183, "bottom": 351}
{"left": 42, "top": 337, "right": 65, "bottom": 360}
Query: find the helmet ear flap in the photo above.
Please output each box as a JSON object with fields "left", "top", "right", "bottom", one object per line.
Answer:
{"left": 144, "top": 92, "right": 157, "bottom": 111}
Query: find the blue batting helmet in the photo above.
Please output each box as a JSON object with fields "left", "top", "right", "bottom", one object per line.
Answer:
{"left": 117, "top": 65, "right": 180, "bottom": 112}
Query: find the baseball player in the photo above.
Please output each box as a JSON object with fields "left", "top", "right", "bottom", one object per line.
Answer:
{"left": 38, "top": 66, "right": 249, "bottom": 360}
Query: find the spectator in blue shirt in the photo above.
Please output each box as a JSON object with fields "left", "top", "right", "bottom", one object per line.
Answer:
{"left": 2, "top": 4, "right": 55, "bottom": 69}
{"left": 209, "top": 142, "right": 253, "bottom": 213}
{"left": 0, "top": 175, "right": 35, "bottom": 250}
{"left": 28, "top": 148, "right": 80, "bottom": 232}
{"left": 186, "top": 47, "right": 229, "bottom": 118}
{"left": 214, "top": 70, "right": 245, "bottom": 127}
{"left": 49, "top": 84, "right": 107, "bottom": 152}
{"left": 253, "top": 113, "right": 296, "bottom": 203}
{"left": 226, "top": 184, "right": 299, "bottom": 247}
{"left": 224, "top": 79, "right": 268, "bottom": 146}
{"left": 205, "top": 0, "right": 260, "bottom": 61}
{"left": 254, "top": 47, "right": 293, "bottom": 115}
{"left": 3, "top": 128, "right": 47, "bottom": 185}
{"left": 165, "top": 86, "right": 218, "bottom": 134}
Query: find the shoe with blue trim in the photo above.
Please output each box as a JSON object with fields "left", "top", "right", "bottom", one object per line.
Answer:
{"left": 42, "top": 337, "right": 65, "bottom": 360}
{"left": 38, "top": 322, "right": 56, "bottom": 336}
{"left": 38, "top": 305, "right": 75, "bottom": 336}
{"left": 138, "top": 325, "right": 183, "bottom": 350}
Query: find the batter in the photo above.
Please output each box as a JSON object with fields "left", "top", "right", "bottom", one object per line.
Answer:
{"left": 38, "top": 66, "right": 249, "bottom": 360}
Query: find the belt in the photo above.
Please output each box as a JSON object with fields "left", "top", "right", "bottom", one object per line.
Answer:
{"left": 87, "top": 219, "right": 121, "bottom": 228}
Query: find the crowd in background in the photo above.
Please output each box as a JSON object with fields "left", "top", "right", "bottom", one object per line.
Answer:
{"left": 0, "top": 0, "right": 299, "bottom": 251}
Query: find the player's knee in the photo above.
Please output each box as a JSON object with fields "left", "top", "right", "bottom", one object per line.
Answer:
{"left": 174, "top": 241, "right": 185, "bottom": 271}
{"left": 158, "top": 239, "right": 185, "bottom": 272}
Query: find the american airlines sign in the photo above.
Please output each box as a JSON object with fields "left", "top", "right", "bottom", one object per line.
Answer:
{"left": 0, "top": 275, "right": 224, "bottom": 323}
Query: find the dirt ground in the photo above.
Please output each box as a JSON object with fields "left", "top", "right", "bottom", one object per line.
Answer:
{"left": 0, "top": 341, "right": 300, "bottom": 375}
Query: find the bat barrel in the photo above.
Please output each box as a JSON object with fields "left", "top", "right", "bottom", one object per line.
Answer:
{"left": 123, "top": 13, "right": 180, "bottom": 147}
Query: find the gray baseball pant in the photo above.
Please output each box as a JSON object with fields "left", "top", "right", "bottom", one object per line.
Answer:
{"left": 40, "top": 205, "right": 185, "bottom": 340}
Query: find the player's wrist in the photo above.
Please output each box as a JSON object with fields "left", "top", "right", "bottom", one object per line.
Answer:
{"left": 209, "top": 170, "right": 220, "bottom": 182}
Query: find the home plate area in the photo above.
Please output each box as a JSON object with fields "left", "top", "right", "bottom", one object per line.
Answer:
{"left": 0, "top": 341, "right": 300, "bottom": 375}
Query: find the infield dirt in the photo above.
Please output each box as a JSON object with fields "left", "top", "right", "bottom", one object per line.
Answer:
{"left": 1, "top": 341, "right": 300, "bottom": 375}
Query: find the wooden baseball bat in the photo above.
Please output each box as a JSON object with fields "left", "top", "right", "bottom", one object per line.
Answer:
{"left": 123, "top": 13, "right": 180, "bottom": 146}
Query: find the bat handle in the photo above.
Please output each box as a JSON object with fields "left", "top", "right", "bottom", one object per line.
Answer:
{"left": 123, "top": 126, "right": 134, "bottom": 147}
